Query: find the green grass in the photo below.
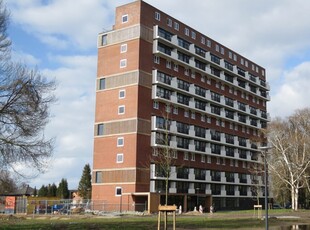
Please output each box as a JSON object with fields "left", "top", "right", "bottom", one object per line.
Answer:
{"left": 0, "top": 210, "right": 307, "bottom": 230}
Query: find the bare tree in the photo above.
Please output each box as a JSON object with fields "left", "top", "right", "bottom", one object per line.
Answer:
{"left": 0, "top": 170, "right": 17, "bottom": 194}
{"left": 0, "top": 0, "right": 56, "bottom": 176}
{"left": 263, "top": 108, "right": 310, "bottom": 210}
{"left": 249, "top": 161, "right": 263, "bottom": 206}
{"left": 151, "top": 108, "right": 177, "bottom": 205}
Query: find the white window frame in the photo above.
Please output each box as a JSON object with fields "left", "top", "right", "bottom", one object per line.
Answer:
{"left": 155, "top": 12, "right": 160, "bottom": 21}
{"left": 117, "top": 153, "right": 124, "bottom": 163}
{"left": 166, "top": 60, "right": 171, "bottom": 69}
{"left": 122, "top": 14, "right": 128, "bottom": 23}
{"left": 201, "top": 115, "right": 205, "bottom": 122}
{"left": 115, "top": 187, "right": 122, "bottom": 196}
{"left": 119, "top": 89, "right": 125, "bottom": 99}
{"left": 117, "top": 137, "right": 124, "bottom": 147}
{"left": 173, "top": 107, "right": 178, "bottom": 115}
{"left": 167, "top": 18, "right": 172, "bottom": 27}
{"left": 173, "top": 63, "right": 178, "bottom": 72}
{"left": 174, "top": 22, "right": 179, "bottom": 31}
{"left": 201, "top": 154, "right": 205, "bottom": 163}
{"left": 184, "top": 152, "right": 189, "bottom": 160}
{"left": 120, "top": 59, "right": 127, "bottom": 68}
{"left": 185, "top": 28, "right": 189, "bottom": 36}
{"left": 184, "top": 68, "right": 189, "bottom": 76}
{"left": 153, "top": 101, "right": 159, "bottom": 109}
{"left": 118, "top": 105, "right": 125, "bottom": 115}
{"left": 154, "top": 56, "right": 160, "bottom": 64}
{"left": 184, "top": 110, "right": 189, "bottom": 118}
{"left": 191, "top": 153, "right": 195, "bottom": 161}
{"left": 191, "top": 112, "right": 195, "bottom": 120}
{"left": 207, "top": 40, "right": 211, "bottom": 47}
{"left": 191, "top": 31, "right": 196, "bottom": 39}
{"left": 207, "top": 155, "right": 211, "bottom": 163}
{"left": 120, "top": 44, "right": 127, "bottom": 53}
{"left": 201, "top": 36, "right": 205, "bottom": 44}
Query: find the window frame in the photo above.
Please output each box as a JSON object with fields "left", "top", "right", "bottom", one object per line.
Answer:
{"left": 117, "top": 137, "right": 124, "bottom": 147}
{"left": 116, "top": 153, "right": 124, "bottom": 163}
{"left": 115, "top": 187, "right": 122, "bottom": 196}
{"left": 122, "top": 14, "right": 128, "bottom": 23}
{"left": 120, "top": 44, "right": 127, "bottom": 53}
{"left": 118, "top": 105, "right": 125, "bottom": 115}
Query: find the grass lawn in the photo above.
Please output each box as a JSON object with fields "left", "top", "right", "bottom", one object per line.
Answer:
{"left": 0, "top": 209, "right": 309, "bottom": 229}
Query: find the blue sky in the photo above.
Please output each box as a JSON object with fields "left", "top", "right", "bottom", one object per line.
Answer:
{"left": 6, "top": 0, "right": 310, "bottom": 189}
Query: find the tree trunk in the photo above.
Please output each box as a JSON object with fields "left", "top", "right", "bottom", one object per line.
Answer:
{"left": 294, "top": 187, "right": 299, "bottom": 211}
{"left": 165, "top": 177, "right": 168, "bottom": 205}
{"left": 291, "top": 185, "right": 295, "bottom": 210}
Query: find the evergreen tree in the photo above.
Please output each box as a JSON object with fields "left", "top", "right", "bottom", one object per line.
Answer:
{"left": 78, "top": 164, "right": 92, "bottom": 199}
{"left": 47, "top": 183, "right": 57, "bottom": 197}
{"left": 33, "top": 187, "right": 37, "bottom": 197}
{"left": 57, "top": 178, "right": 69, "bottom": 199}
{"left": 38, "top": 185, "right": 48, "bottom": 197}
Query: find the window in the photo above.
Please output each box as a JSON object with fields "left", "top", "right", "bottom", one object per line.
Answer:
{"left": 118, "top": 105, "right": 125, "bottom": 114}
{"left": 174, "top": 22, "right": 179, "bottom": 30}
{"left": 178, "top": 38, "right": 190, "bottom": 50}
{"left": 117, "top": 137, "right": 124, "bottom": 147}
{"left": 115, "top": 187, "right": 122, "bottom": 196}
{"left": 204, "top": 156, "right": 210, "bottom": 164}
{"left": 184, "top": 152, "right": 189, "bottom": 160}
{"left": 173, "top": 63, "right": 178, "bottom": 72}
{"left": 220, "top": 47, "right": 224, "bottom": 55}
{"left": 99, "top": 78, "right": 105, "bottom": 90}
{"left": 191, "top": 112, "right": 195, "bottom": 119}
{"left": 102, "top": 34, "right": 107, "bottom": 46}
{"left": 173, "top": 107, "right": 178, "bottom": 115}
{"left": 191, "top": 31, "right": 196, "bottom": 39}
{"left": 122, "top": 14, "right": 128, "bottom": 23}
{"left": 117, "top": 153, "right": 124, "bottom": 163}
{"left": 201, "top": 36, "right": 205, "bottom": 44}
{"left": 167, "top": 18, "right": 172, "bottom": 27}
{"left": 207, "top": 40, "right": 211, "bottom": 47}
{"left": 184, "top": 110, "right": 189, "bottom": 117}
{"left": 191, "top": 153, "right": 195, "bottom": 161}
{"left": 153, "top": 101, "right": 159, "bottom": 109}
{"left": 201, "top": 115, "right": 205, "bottom": 122}
{"left": 166, "top": 60, "right": 171, "bottom": 69}
{"left": 201, "top": 154, "right": 205, "bottom": 163}
{"left": 155, "top": 12, "right": 160, "bottom": 21}
{"left": 185, "top": 27, "right": 189, "bottom": 36}
{"left": 95, "top": 171, "right": 102, "bottom": 183}
{"left": 120, "top": 59, "right": 127, "bottom": 68}
{"left": 154, "top": 56, "right": 160, "bottom": 64}
{"left": 158, "top": 27, "right": 173, "bottom": 41}
{"left": 119, "top": 90, "right": 125, "bottom": 99}
{"left": 97, "top": 123, "right": 104, "bottom": 136}
{"left": 215, "top": 44, "right": 219, "bottom": 52}
{"left": 165, "top": 104, "right": 171, "bottom": 113}
{"left": 120, "top": 44, "right": 127, "bottom": 53}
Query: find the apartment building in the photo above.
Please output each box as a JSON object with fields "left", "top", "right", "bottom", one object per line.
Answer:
{"left": 92, "top": 0, "right": 270, "bottom": 213}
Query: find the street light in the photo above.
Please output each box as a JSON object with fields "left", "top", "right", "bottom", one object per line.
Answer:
{"left": 258, "top": 145, "right": 272, "bottom": 230}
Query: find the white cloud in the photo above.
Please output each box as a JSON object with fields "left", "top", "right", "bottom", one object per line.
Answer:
{"left": 11, "top": 50, "right": 41, "bottom": 66}
{"left": 27, "top": 55, "right": 97, "bottom": 189}
{"left": 269, "top": 62, "right": 310, "bottom": 118}
{"left": 9, "top": 0, "right": 115, "bottom": 50}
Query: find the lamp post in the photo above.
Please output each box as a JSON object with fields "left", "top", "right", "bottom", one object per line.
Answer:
{"left": 258, "top": 146, "right": 272, "bottom": 230}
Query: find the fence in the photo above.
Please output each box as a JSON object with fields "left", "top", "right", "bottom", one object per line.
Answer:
{"left": 0, "top": 197, "right": 148, "bottom": 215}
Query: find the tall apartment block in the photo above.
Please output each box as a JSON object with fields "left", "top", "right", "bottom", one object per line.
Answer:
{"left": 92, "top": 0, "right": 270, "bottom": 213}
